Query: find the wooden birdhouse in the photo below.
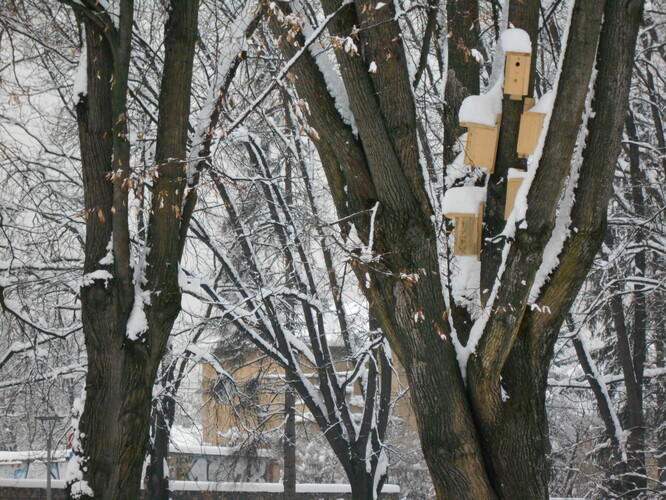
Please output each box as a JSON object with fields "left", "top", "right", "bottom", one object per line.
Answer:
{"left": 458, "top": 93, "right": 502, "bottom": 173}
{"left": 516, "top": 91, "right": 554, "bottom": 158}
{"left": 504, "top": 169, "right": 527, "bottom": 220}
{"left": 501, "top": 29, "right": 532, "bottom": 100}
{"left": 460, "top": 122, "right": 501, "bottom": 173}
{"left": 443, "top": 187, "right": 486, "bottom": 259}
{"left": 504, "top": 52, "right": 531, "bottom": 99}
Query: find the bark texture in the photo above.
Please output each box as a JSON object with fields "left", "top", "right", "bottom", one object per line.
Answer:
{"left": 68, "top": 1, "right": 200, "bottom": 499}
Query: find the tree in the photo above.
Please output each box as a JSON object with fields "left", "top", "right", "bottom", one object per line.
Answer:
{"left": 53, "top": 1, "right": 199, "bottom": 497}
{"left": 183, "top": 119, "right": 395, "bottom": 497}
{"left": 265, "top": 0, "right": 644, "bottom": 497}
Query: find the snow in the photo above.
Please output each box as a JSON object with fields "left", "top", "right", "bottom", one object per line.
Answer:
{"left": 189, "top": 0, "right": 259, "bottom": 181}
{"left": 442, "top": 186, "right": 486, "bottom": 216}
{"left": 372, "top": 448, "right": 389, "bottom": 499}
{"left": 458, "top": 81, "right": 503, "bottom": 127}
{"left": 0, "top": 478, "right": 400, "bottom": 493}
{"left": 72, "top": 44, "right": 87, "bottom": 103}
{"left": 99, "top": 235, "right": 114, "bottom": 265}
{"left": 127, "top": 245, "right": 151, "bottom": 341}
{"left": 80, "top": 270, "right": 112, "bottom": 288}
{"left": 0, "top": 450, "right": 69, "bottom": 462}
{"left": 530, "top": 90, "right": 556, "bottom": 115}
{"left": 508, "top": 168, "right": 527, "bottom": 180}
{"left": 0, "top": 478, "right": 67, "bottom": 488}
{"left": 126, "top": 290, "right": 150, "bottom": 340}
{"left": 66, "top": 391, "right": 94, "bottom": 499}
{"left": 575, "top": 330, "right": 628, "bottom": 460}
{"left": 368, "top": 61, "right": 378, "bottom": 74}
{"left": 169, "top": 481, "right": 400, "bottom": 493}
{"left": 500, "top": 28, "right": 532, "bottom": 54}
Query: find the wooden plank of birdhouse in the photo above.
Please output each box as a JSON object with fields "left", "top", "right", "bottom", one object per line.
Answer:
{"left": 504, "top": 52, "right": 531, "bottom": 99}
{"left": 461, "top": 122, "right": 501, "bottom": 173}
{"left": 453, "top": 215, "right": 479, "bottom": 257}
{"left": 516, "top": 112, "right": 545, "bottom": 158}
{"left": 504, "top": 173, "right": 525, "bottom": 219}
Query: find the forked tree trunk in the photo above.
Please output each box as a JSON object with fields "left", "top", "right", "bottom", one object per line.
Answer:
{"left": 268, "top": 0, "right": 644, "bottom": 497}
{"left": 67, "top": 1, "right": 199, "bottom": 498}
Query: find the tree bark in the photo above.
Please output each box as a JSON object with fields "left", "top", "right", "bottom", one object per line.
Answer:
{"left": 67, "top": 1, "right": 200, "bottom": 499}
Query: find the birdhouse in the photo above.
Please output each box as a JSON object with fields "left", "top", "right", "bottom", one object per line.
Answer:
{"left": 442, "top": 187, "right": 486, "bottom": 259}
{"left": 500, "top": 29, "right": 532, "bottom": 100}
{"left": 504, "top": 52, "right": 531, "bottom": 99}
{"left": 460, "top": 122, "right": 501, "bottom": 173}
{"left": 504, "top": 169, "right": 527, "bottom": 219}
{"left": 458, "top": 92, "right": 502, "bottom": 173}
{"left": 517, "top": 111, "right": 544, "bottom": 158}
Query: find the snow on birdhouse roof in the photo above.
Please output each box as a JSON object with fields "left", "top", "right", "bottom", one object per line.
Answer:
{"left": 501, "top": 28, "right": 532, "bottom": 54}
{"left": 458, "top": 83, "right": 502, "bottom": 127}
{"left": 442, "top": 186, "right": 486, "bottom": 217}
{"left": 530, "top": 90, "right": 556, "bottom": 115}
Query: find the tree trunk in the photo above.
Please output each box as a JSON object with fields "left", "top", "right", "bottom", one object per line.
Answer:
{"left": 283, "top": 389, "right": 296, "bottom": 499}
{"left": 67, "top": 1, "right": 200, "bottom": 498}
{"left": 146, "top": 391, "right": 176, "bottom": 500}
{"left": 267, "top": 0, "right": 644, "bottom": 497}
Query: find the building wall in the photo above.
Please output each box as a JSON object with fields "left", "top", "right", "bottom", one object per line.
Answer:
{"left": 201, "top": 351, "right": 417, "bottom": 448}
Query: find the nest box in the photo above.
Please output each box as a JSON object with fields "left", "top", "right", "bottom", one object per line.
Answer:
{"left": 504, "top": 169, "right": 527, "bottom": 220}
{"left": 443, "top": 187, "right": 485, "bottom": 259}
{"left": 516, "top": 92, "right": 554, "bottom": 158}
{"left": 460, "top": 121, "right": 501, "bottom": 173}
{"left": 504, "top": 52, "right": 531, "bottom": 99}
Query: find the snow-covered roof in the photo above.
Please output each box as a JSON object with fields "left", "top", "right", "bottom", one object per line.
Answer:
{"left": 501, "top": 28, "right": 532, "bottom": 54}
{"left": 530, "top": 90, "right": 556, "bottom": 115}
{"left": 459, "top": 92, "right": 502, "bottom": 127}
{"left": 0, "top": 478, "right": 401, "bottom": 494}
{"left": 442, "top": 186, "right": 486, "bottom": 217}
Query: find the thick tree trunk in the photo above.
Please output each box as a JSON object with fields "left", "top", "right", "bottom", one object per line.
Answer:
{"left": 267, "top": 0, "right": 643, "bottom": 497}
{"left": 67, "top": 1, "right": 199, "bottom": 498}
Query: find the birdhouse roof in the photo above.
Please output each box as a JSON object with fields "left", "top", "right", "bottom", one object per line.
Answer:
{"left": 459, "top": 83, "right": 502, "bottom": 127}
{"left": 442, "top": 186, "right": 486, "bottom": 217}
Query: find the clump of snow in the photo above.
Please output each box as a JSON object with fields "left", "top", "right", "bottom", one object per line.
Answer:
{"left": 507, "top": 168, "right": 527, "bottom": 180}
{"left": 127, "top": 245, "right": 151, "bottom": 341}
{"left": 500, "top": 28, "right": 532, "bottom": 54}
{"left": 66, "top": 391, "right": 94, "bottom": 499}
{"left": 99, "top": 235, "right": 114, "bottom": 265}
{"left": 470, "top": 49, "right": 484, "bottom": 64}
{"left": 450, "top": 256, "right": 481, "bottom": 312}
{"left": 442, "top": 186, "right": 486, "bottom": 216}
{"left": 530, "top": 90, "right": 556, "bottom": 115}
{"left": 80, "top": 270, "right": 113, "bottom": 288}
{"left": 458, "top": 81, "right": 503, "bottom": 127}
{"left": 368, "top": 61, "right": 377, "bottom": 73}
{"left": 72, "top": 44, "right": 87, "bottom": 103}
{"left": 126, "top": 290, "right": 151, "bottom": 340}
